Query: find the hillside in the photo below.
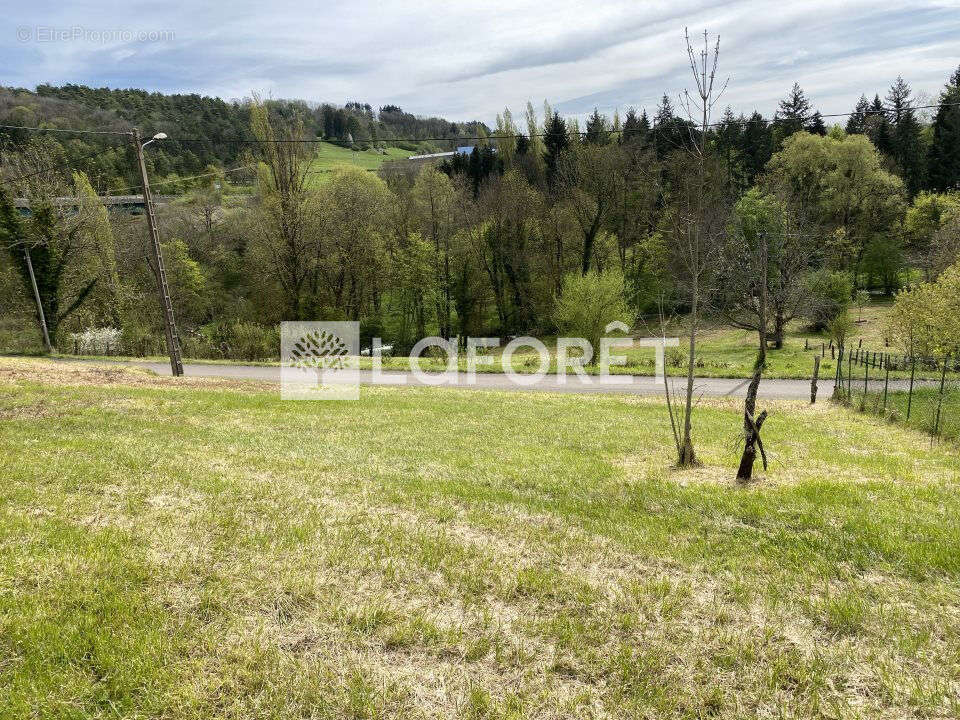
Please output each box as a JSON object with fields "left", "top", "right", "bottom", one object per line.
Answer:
{"left": 0, "top": 84, "right": 481, "bottom": 193}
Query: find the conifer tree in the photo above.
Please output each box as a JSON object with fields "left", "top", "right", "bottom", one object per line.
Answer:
{"left": 622, "top": 108, "right": 645, "bottom": 144}
{"left": 846, "top": 95, "right": 870, "bottom": 135}
{"left": 774, "top": 83, "right": 812, "bottom": 138}
{"left": 653, "top": 94, "right": 685, "bottom": 157}
{"left": 928, "top": 66, "right": 960, "bottom": 191}
{"left": 584, "top": 108, "right": 609, "bottom": 145}
{"left": 866, "top": 94, "right": 894, "bottom": 155}
{"left": 886, "top": 76, "right": 925, "bottom": 194}
{"left": 543, "top": 111, "right": 569, "bottom": 182}
{"left": 741, "top": 111, "right": 772, "bottom": 185}
{"left": 638, "top": 109, "right": 651, "bottom": 136}
{"left": 806, "top": 111, "right": 827, "bottom": 136}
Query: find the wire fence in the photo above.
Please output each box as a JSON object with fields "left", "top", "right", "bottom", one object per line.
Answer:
{"left": 833, "top": 347, "right": 960, "bottom": 443}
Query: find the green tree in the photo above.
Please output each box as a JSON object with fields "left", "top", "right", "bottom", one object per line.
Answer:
{"left": 73, "top": 171, "right": 124, "bottom": 325}
{"left": 584, "top": 108, "right": 610, "bottom": 145}
{"left": 846, "top": 95, "right": 871, "bottom": 135}
{"left": 0, "top": 188, "right": 96, "bottom": 347}
{"left": 720, "top": 189, "right": 815, "bottom": 349}
{"left": 552, "top": 270, "right": 630, "bottom": 364}
{"left": 886, "top": 76, "right": 926, "bottom": 195}
{"left": 773, "top": 83, "right": 812, "bottom": 144}
{"left": 493, "top": 108, "right": 517, "bottom": 169}
{"left": 412, "top": 167, "right": 457, "bottom": 339}
{"left": 887, "top": 260, "right": 960, "bottom": 357}
{"left": 904, "top": 191, "right": 960, "bottom": 280}
{"left": 543, "top": 111, "right": 569, "bottom": 184}
{"left": 249, "top": 94, "right": 314, "bottom": 320}
{"left": 765, "top": 131, "right": 906, "bottom": 287}
{"left": 741, "top": 112, "right": 773, "bottom": 185}
{"left": 865, "top": 94, "right": 894, "bottom": 156}
{"left": 315, "top": 167, "right": 392, "bottom": 319}
{"left": 928, "top": 66, "right": 960, "bottom": 192}
{"left": 803, "top": 269, "right": 852, "bottom": 331}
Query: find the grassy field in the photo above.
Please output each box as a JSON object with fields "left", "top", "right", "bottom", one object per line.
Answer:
{"left": 2, "top": 357, "right": 960, "bottom": 718}
{"left": 307, "top": 142, "right": 411, "bottom": 184}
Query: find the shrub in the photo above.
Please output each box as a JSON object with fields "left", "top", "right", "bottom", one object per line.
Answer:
{"left": 828, "top": 312, "right": 854, "bottom": 350}
{"left": 666, "top": 345, "right": 687, "bottom": 368}
{"left": 887, "top": 260, "right": 960, "bottom": 357}
{"left": 68, "top": 327, "right": 122, "bottom": 355}
{"left": 552, "top": 271, "right": 631, "bottom": 364}
{"left": 227, "top": 322, "right": 279, "bottom": 361}
{"left": 804, "top": 270, "right": 852, "bottom": 331}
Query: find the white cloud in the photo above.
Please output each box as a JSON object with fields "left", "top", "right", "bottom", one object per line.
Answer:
{"left": 2, "top": 0, "right": 959, "bottom": 124}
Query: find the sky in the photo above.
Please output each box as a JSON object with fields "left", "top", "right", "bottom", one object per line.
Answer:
{"left": 4, "top": 1, "right": 960, "bottom": 126}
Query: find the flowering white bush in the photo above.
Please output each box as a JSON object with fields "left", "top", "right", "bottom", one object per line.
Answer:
{"left": 69, "top": 327, "right": 123, "bottom": 356}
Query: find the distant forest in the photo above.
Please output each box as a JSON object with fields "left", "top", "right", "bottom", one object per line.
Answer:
{"left": 1, "top": 69, "right": 959, "bottom": 366}
{"left": 0, "top": 84, "right": 491, "bottom": 192}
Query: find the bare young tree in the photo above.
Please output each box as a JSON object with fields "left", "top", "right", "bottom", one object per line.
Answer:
{"left": 663, "top": 28, "right": 730, "bottom": 467}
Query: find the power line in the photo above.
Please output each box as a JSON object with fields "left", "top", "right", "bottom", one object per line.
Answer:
{"left": 3, "top": 101, "right": 960, "bottom": 148}
{"left": 105, "top": 163, "right": 256, "bottom": 195}
{"left": 162, "top": 100, "right": 960, "bottom": 145}
{"left": 2, "top": 97, "right": 959, "bottom": 191}
{"left": 0, "top": 147, "right": 120, "bottom": 188}
{"left": 0, "top": 123, "right": 131, "bottom": 136}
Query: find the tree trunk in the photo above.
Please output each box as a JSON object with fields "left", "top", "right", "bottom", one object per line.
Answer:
{"left": 736, "top": 399, "right": 767, "bottom": 481}
{"left": 581, "top": 205, "right": 603, "bottom": 276}
{"left": 772, "top": 311, "right": 785, "bottom": 349}
{"left": 679, "top": 276, "right": 699, "bottom": 467}
{"left": 737, "top": 241, "right": 769, "bottom": 482}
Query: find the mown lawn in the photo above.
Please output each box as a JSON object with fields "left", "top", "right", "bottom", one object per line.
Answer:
{"left": 1, "top": 358, "right": 959, "bottom": 718}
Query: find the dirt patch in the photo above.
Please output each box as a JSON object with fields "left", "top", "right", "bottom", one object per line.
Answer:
{"left": 0, "top": 401, "right": 63, "bottom": 420}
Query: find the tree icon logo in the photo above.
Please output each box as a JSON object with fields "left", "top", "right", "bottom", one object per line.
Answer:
{"left": 289, "top": 328, "right": 349, "bottom": 378}
{"left": 281, "top": 321, "right": 360, "bottom": 400}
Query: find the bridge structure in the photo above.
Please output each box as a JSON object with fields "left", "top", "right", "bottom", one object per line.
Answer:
{"left": 13, "top": 194, "right": 176, "bottom": 216}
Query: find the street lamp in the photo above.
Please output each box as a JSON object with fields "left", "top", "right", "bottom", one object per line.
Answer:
{"left": 142, "top": 132, "right": 168, "bottom": 148}
{"left": 133, "top": 128, "right": 183, "bottom": 376}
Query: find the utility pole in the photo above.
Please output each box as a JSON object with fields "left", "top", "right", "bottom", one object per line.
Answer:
{"left": 23, "top": 246, "right": 53, "bottom": 353}
{"left": 132, "top": 129, "right": 183, "bottom": 376}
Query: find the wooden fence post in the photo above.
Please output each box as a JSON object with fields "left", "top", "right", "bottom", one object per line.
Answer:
{"left": 848, "top": 352, "right": 854, "bottom": 400}
{"left": 863, "top": 354, "right": 870, "bottom": 405}
{"left": 811, "top": 355, "right": 821, "bottom": 404}
{"left": 907, "top": 357, "right": 916, "bottom": 420}
{"left": 883, "top": 357, "right": 890, "bottom": 412}
{"left": 834, "top": 347, "right": 843, "bottom": 396}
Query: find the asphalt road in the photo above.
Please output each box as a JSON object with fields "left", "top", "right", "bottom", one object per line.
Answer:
{"left": 83, "top": 359, "right": 825, "bottom": 398}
